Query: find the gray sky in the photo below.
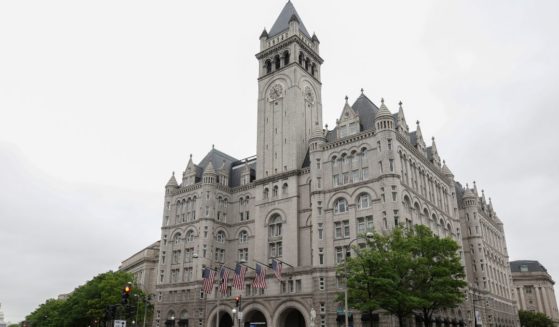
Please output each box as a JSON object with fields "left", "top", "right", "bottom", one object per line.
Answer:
{"left": 1, "top": 0, "right": 558, "bottom": 323}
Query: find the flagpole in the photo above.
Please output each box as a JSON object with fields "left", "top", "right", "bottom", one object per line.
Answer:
{"left": 216, "top": 279, "right": 220, "bottom": 327}
{"left": 239, "top": 262, "right": 256, "bottom": 271}
{"left": 275, "top": 258, "right": 295, "bottom": 268}
{"left": 254, "top": 260, "right": 272, "bottom": 268}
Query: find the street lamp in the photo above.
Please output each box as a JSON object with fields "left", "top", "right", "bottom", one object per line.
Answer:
{"left": 344, "top": 232, "right": 374, "bottom": 327}
{"left": 471, "top": 290, "right": 483, "bottom": 327}
{"left": 232, "top": 308, "right": 238, "bottom": 327}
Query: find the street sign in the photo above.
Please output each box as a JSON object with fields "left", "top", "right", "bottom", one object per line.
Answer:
{"left": 114, "top": 320, "right": 127, "bottom": 327}
{"left": 238, "top": 311, "right": 243, "bottom": 321}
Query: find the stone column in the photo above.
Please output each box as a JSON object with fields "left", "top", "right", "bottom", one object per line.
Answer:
{"left": 518, "top": 287, "right": 525, "bottom": 310}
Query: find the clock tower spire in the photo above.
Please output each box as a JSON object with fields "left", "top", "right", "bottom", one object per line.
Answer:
{"left": 255, "top": 1, "right": 323, "bottom": 179}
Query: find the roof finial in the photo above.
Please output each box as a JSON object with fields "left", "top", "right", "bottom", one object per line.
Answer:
{"left": 381, "top": 97, "right": 384, "bottom": 104}
{"left": 416, "top": 120, "right": 420, "bottom": 125}
{"left": 189, "top": 153, "right": 192, "bottom": 159}
{"left": 345, "top": 95, "right": 348, "bottom": 103}
{"left": 432, "top": 136, "right": 435, "bottom": 142}
{"left": 212, "top": 144, "right": 215, "bottom": 149}
{"left": 443, "top": 159, "right": 446, "bottom": 165}
{"left": 361, "top": 88, "right": 364, "bottom": 94}
{"left": 399, "top": 101, "right": 403, "bottom": 108}
{"left": 325, "top": 123, "right": 328, "bottom": 130}
{"left": 172, "top": 171, "right": 175, "bottom": 176}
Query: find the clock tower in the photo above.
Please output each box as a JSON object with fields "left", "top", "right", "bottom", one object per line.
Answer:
{"left": 255, "top": 1, "right": 323, "bottom": 179}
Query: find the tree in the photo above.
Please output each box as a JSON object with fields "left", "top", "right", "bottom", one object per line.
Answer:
{"left": 341, "top": 225, "right": 466, "bottom": 327}
{"left": 408, "top": 225, "right": 467, "bottom": 327}
{"left": 519, "top": 310, "right": 555, "bottom": 327}
{"left": 26, "top": 270, "right": 152, "bottom": 327}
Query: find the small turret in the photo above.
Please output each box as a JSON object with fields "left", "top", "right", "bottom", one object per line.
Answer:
{"left": 442, "top": 160, "right": 455, "bottom": 183}
{"left": 463, "top": 184, "right": 477, "bottom": 207}
{"left": 375, "top": 98, "right": 394, "bottom": 131}
{"left": 202, "top": 161, "right": 216, "bottom": 184}
{"left": 396, "top": 101, "right": 410, "bottom": 140}
{"left": 165, "top": 172, "right": 179, "bottom": 195}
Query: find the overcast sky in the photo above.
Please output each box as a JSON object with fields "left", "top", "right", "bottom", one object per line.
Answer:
{"left": 1, "top": 0, "right": 559, "bottom": 323}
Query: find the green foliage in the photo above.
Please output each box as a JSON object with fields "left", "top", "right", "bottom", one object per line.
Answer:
{"left": 26, "top": 270, "right": 153, "bottom": 327}
{"left": 340, "top": 225, "right": 467, "bottom": 326}
{"left": 519, "top": 310, "right": 555, "bottom": 327}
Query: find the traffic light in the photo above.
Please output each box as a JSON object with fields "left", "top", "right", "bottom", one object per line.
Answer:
{"left": 235, "top": 295, "right": 241, "bottom": 308}
{"left": 122, "top": 282, "right": 132, "bottom": 304}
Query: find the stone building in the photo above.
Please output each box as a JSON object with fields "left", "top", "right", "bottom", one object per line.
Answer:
{"left": 457, "top": 184, "right": 519, "bottom": 326}
{"left": 120, "top": 241, "right": 160, "bottom": 296}
{"left": 510, "top": 260, "right": 559, "bottom": 324}
{"left": 151, "top": 2, "right": 519, "bottom": 327}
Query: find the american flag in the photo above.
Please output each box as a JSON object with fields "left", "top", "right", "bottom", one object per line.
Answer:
{"left": 202, "top": 267, "right": 216, "bottom": 294}
{"left": 252, "top": 263, "right": 267, "bottom": 289}
{"left": 272, "top": 259, "right": 282, "bottom": 281}
{"left": 218, "top": 266, "right": 229, "bottom": 295}
{"left": 233, "top": 263, "right": 247, "bottom": 290}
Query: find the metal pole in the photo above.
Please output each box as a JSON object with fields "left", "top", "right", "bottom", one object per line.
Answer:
{"left": 216, "top": 289, "right": 220, "bottom": 327}
{"left": 135, "top": 296, "right": 140, "bottom": 327}
{"left": 142, "top": 297, "right": 148, "bottom": 327}
{"left": 345, "top": 259, "right": 349, "bottom": 327}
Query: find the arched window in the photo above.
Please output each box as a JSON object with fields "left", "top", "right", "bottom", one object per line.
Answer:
{"left": 272, "top": 185, "right": 279, "bottom": 197}
{"left": 185, "top": 230, "right": 194, "bottom": 242}
{"left": 299, "top": 52, "right": 304, "bottom": 65}
{"left": 357, "top": 193, "right": 371, "bottom": 209}
{"left": 283, "top": 51, "right": 290, "bottom": 65}
{"left": 269, "top": 215, "right": 282, "bottom": 237}
{"left": 265, "top": 60, "right": 272, "bottom": 74}
{"left": 216, "top": 230, "right": 225, "bottom": 243}
{"left": 274, "top": 55, "right": 281, "bottom": 70}
{"left": 305, "top": 58, "right": 310, "bottom": 70}
{"left": 263, "top": 188, "right": 269, "bottom": 199}
{"left": 282, "top": 183, "right": 288, "bottom": 194}
{"left": 173, "top": 232, "right": 182, "bottom": 244}
{"left": 311, "top": 63, "right": 316, "bottom": 76}
{"left": 239, "top": 230, "right": 248, "bottom": 243}
{"left": 334, "top": 198, "right": 348, "bottom": 213}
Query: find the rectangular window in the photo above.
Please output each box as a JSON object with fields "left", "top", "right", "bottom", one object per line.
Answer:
{"left": 319, "top": 248, "right": 324, "bottom": 265}
{"left": 319, "top": 277, "right": 325, "bottom": 290}
{"left": 269, "top": 241, "right": 282, "bottom": 258}
{"left": 335, "top": 246, "right": 344, "bottom": 264}
{"left": 379, "top": 161, "right": 383, "bottom": 173}
{"left": 394, "top": 210, "right": 399, "bottom": 227}
{"left": 387, "top": 139, "right": 392, "bottom": 150}
{"left": 362, "top": 167, "right": 368, "bottom": 180}
{"left": 296, "top": 279, "right": 302, "bottom": 292}
{"left": 343, "top": 220, "right": 350, "bottom": 237}
{"left": 352, "top": 170, "right": 360, "bottom": 182}
{"left": 335, "top": 222, "right": 342, "bottom": 239}
{"left": 238, "top": 248, "right": 248, "bottom": 262}
{"left": 333, "top": 174, "right": 339, "bottom": 186}
{"left": 389, "top": 159, "right": 394, "bottom": 172}
{"left": 318, "top": 223, "right": 324, "bottom": 239}
{"left": 377, "top": 141, "right": 381, "bottom": 152}
{"left": 343, "top": 172, "right": 350, "bottom": 184}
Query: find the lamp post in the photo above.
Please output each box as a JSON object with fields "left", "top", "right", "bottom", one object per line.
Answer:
{"left": 471, "top": 290, "right": 483, "bottom": 327}
{"left": 344, "top": 232, "right": 374, "bottom": 327}
{"left": 232, "top": 308, "right": 237, "bottom": 327}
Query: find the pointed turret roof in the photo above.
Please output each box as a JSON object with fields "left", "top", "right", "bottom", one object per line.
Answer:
{"left": 269, "top": 1, "right": 311, "bottom": 38}
{"left": 375, "top": 98, "right": 392, "bottom": 119}
{"left": 442, "top": 160, "right": 453, "bottom": 176}
{"left": 166, "top": 172, "right": 178, "bottom": 187}
{"left": 204, "top": 161, "right": 216, "bottom": 175}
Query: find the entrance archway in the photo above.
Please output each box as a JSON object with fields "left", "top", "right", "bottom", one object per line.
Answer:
{"left": 277, "top": 308, "right": 306, "bottom": 327}
{"left": 209, "top": 311, "right": 234, "bottom": 327}
{"left": 243, "top": 309, "right": 267, "bottom": 327}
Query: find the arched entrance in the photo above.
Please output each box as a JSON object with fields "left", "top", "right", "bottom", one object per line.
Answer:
{"left": 277, "top": 308, "right": 306, "bottom": 327}
{"left": 211, "top": 312, "right": 234, "bottom": 327}
{"left": 243, "top": 309, "right": 267, "bottom": 327}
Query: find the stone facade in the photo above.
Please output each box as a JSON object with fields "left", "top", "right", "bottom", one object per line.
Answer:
{"left": 150, "top": 2, "right": 520, "bottom": 327}
{"left": 510, "top": 260, "right": 559, "bottom": 325}
{"left": 120, "top": 241, "right": 160, "bottom": 296}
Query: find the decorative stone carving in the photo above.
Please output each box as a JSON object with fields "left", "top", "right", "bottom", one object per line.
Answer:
{"left": 269, "top": 83, "right": 284, "bottom": 100}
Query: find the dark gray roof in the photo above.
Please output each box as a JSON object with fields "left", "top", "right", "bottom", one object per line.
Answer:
{"left": 426, "top": 146, "right": 433, "bottom": 161}
{"left": 196, "top": 148, "right": 239, "bottom": 182}
{"left": 229, "top": 159, "right": 256, "bottom": 188}
{"left": 268, "top": 1, "right": 311, "bottom": 38}
{"left": 302, "top": 149, "right": 310, "bottom": 168}
{"left": 510, "top": 260, "right": 548, "bottom": 273}
{"left": 351, "top": 93, "right": 379, "bottom": 131}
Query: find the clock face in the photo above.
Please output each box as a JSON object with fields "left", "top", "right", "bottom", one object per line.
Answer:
{"left": 304, "top": 86, "right": 314, "bottom": 103}
{"left": 269, "top": 84, "right": 283, "bottom": 100}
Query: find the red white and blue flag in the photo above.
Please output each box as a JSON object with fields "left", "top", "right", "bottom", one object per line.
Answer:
{"left": 252, "top": 263, "right": 267, "bottom": 289}
{"left": 202, "top": 267, "right": 216, "bottom": 294}
{"left": 272, "top": 259, "right": 282, "bottom": 281}
{"left": 219, "top": 266, "right": 229, "bottom": 295}
{"left": 233, "top": 263, "right": 247, "bottom": 290}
